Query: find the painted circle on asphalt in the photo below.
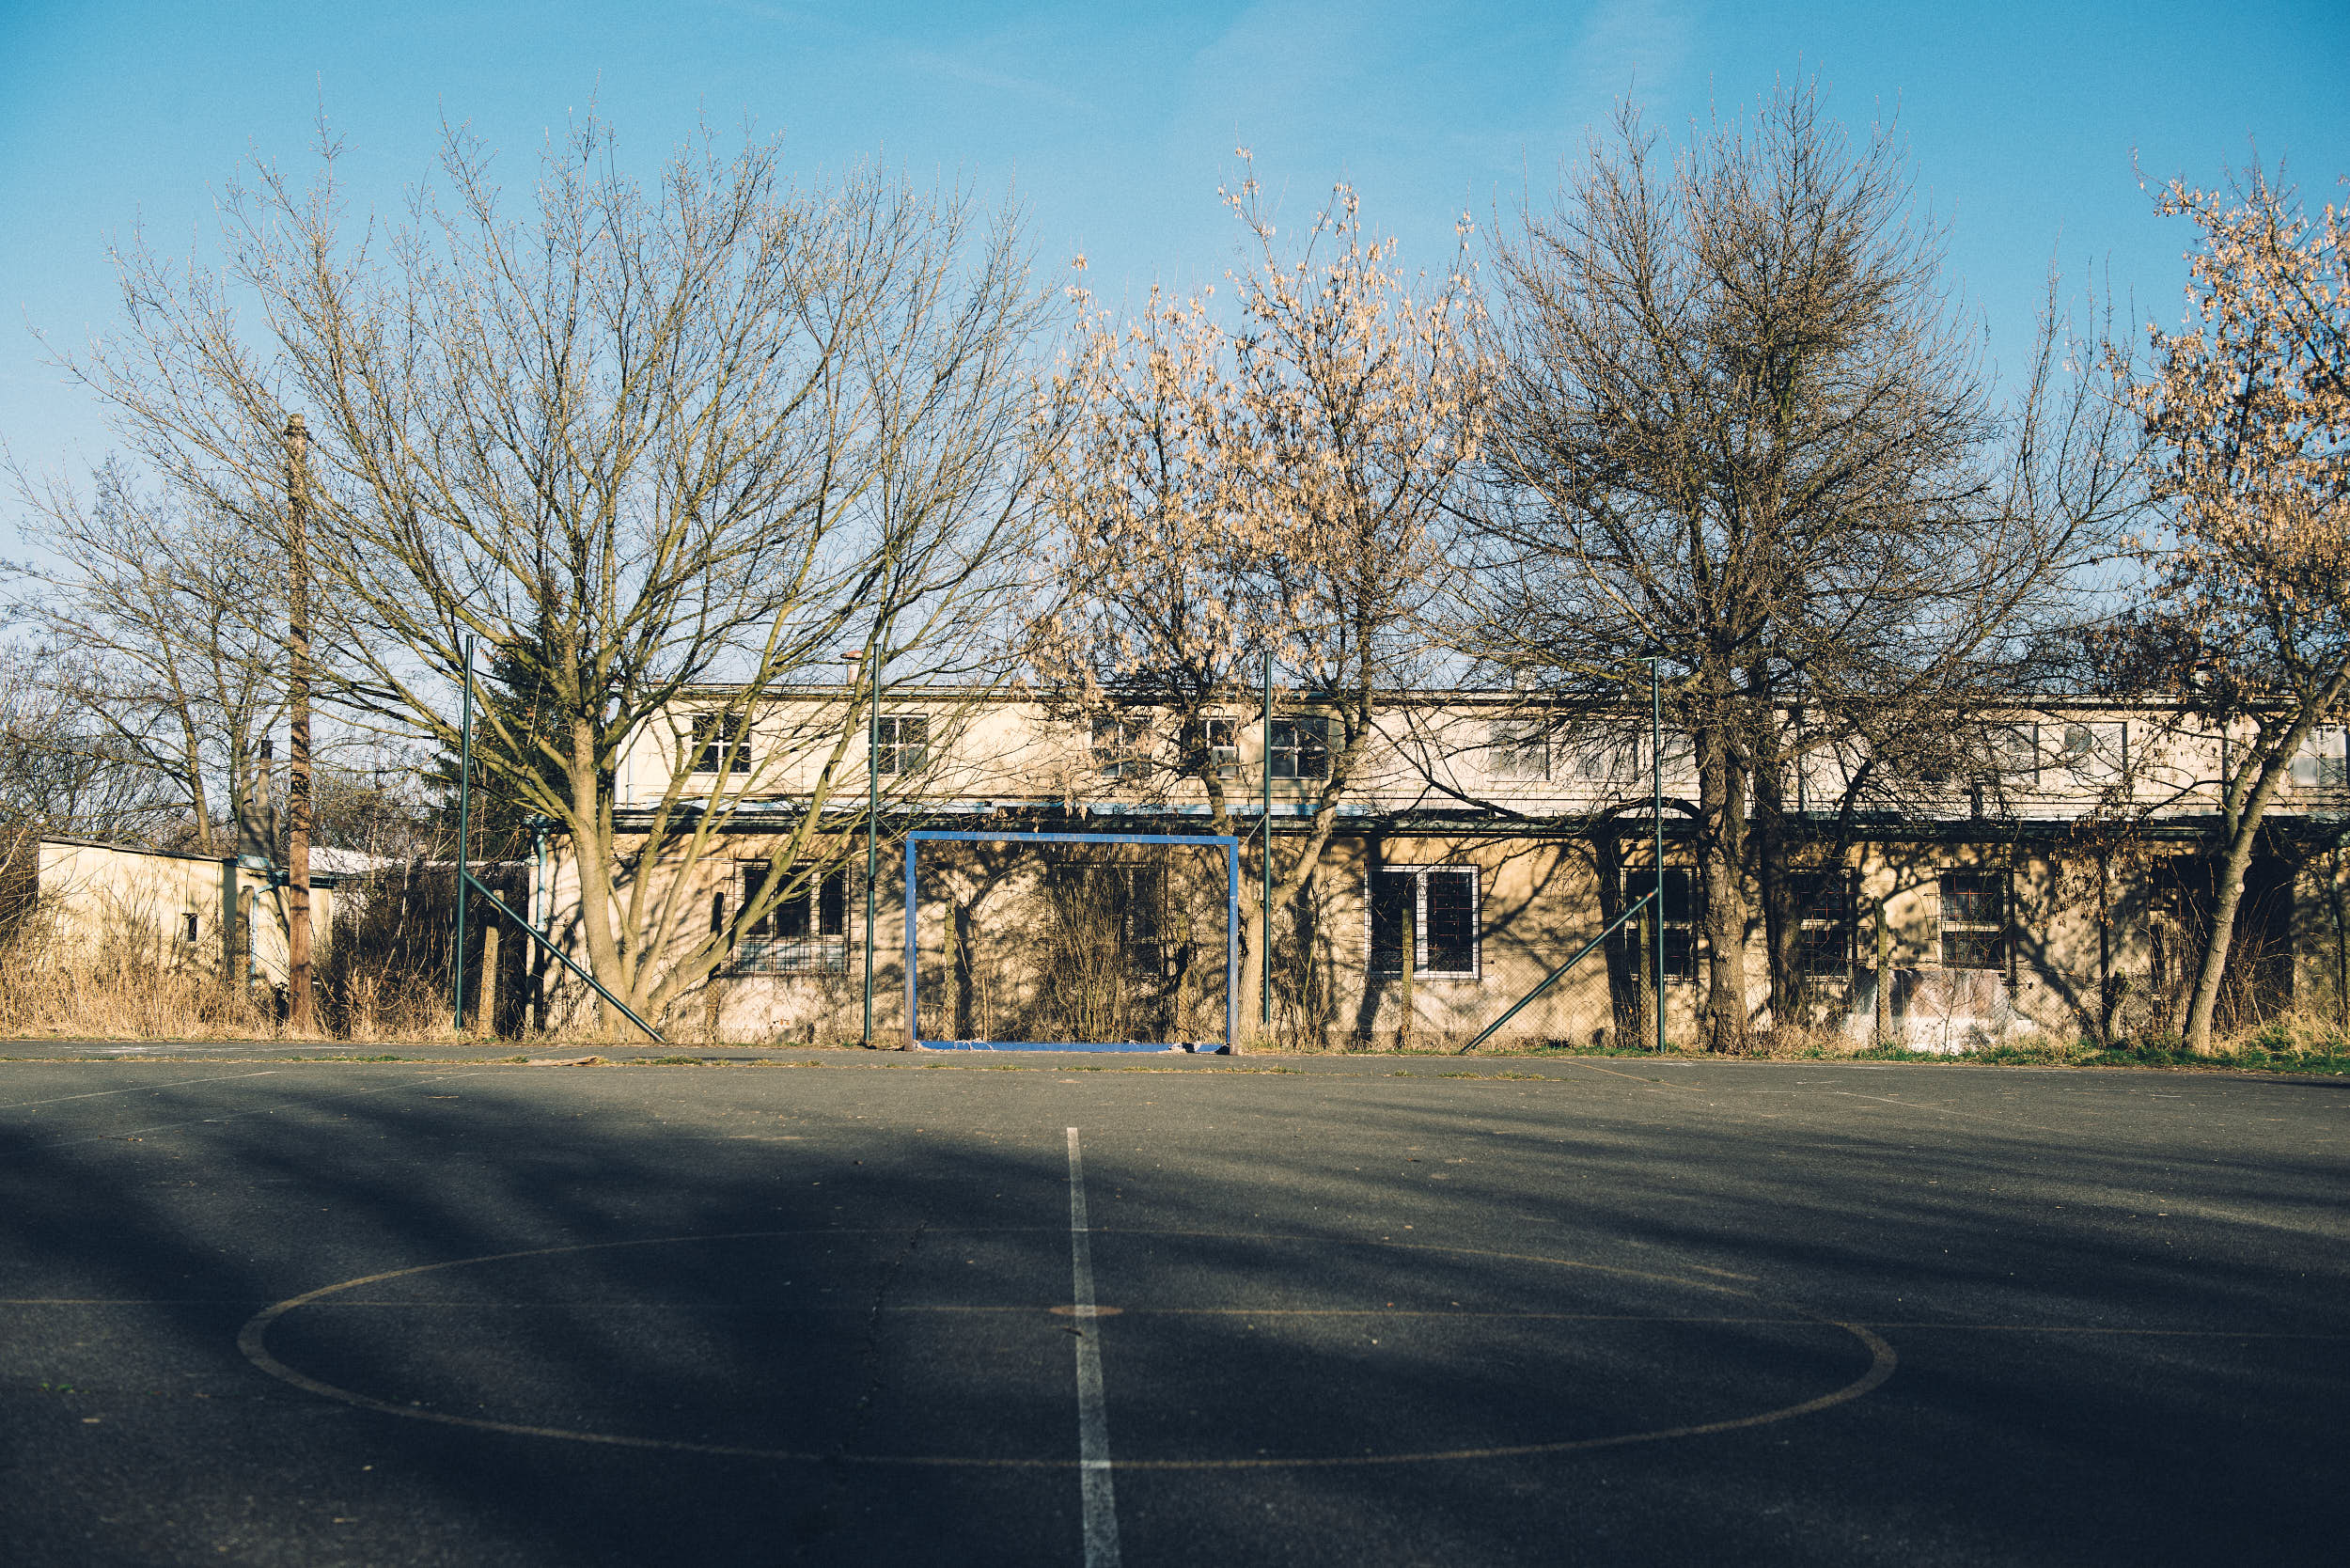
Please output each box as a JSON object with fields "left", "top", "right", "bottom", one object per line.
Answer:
{"left": 239, "top": 1227, "right": 1896, "bottom": 1470}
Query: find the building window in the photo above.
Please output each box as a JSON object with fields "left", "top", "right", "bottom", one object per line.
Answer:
{"left": 876, "top": 714, "right": 929, "bottom": 776}
{"left": 1205, "top": 717, "right": 1240, "bottom": 781}
{"left": 1268, "top": 715, "right": 1329, "bottom": 780}
{"left": 736, "top": 864, "right": 851, "bottom": 973}
{"left": 691, "top": 713, "right": 750, "bottom": 774}
{"left": 2055, "top": 721, "right": 2125, "bottom": 786}
{"left": 1092, "top": 717, "right": 1150, "bottom": 782}
{"left": 180, "top": 912, "right": 199, "bottom": 943}
{"left": 1487, "top": 723, "right": 1551, "bottom": 781}
{"left": 1618, "top": 868, "right": 1698, "bottom": 981}
{"left": 2292, "top": 726, "right": 2349, "bottom": 790}
{"left": 1938, "top": 871, "right": 2008, "bottom": 970}
{"left": 1791, "top": 870, "right": 1854, "bottom": 977}
{"left": 1985, "top": 724, "right": 2038, "bottom": 783}
{"left": 1569, "top": 737, "right": 1638, "bottom": 784}
{"left": 1370, "top": 866, "right": 1479, "bottom": 978}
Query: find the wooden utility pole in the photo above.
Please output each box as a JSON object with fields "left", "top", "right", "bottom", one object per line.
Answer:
{"left": 285, "top": 413, "right": 315, "bottom": 1033}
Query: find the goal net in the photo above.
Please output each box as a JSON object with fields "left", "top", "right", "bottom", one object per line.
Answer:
{"left": 904, "top": 830, "right": 1237, "bottom": 1051}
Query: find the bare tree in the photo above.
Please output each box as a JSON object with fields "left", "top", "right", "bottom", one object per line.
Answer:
{"left": 0, "top": 644, "right": 181, "bottom": 841}
{"left": 1466, "top": 86, "right": 2134, "bottom": 1050}
{"left": 2113, "top": 162, "right": 2350, "bottom": 1053}
{"left": 1029, "top": 164, "right": 1484, "bottom": 1032}
{"left": 8, "top": 460, "right": 286, "bottom": 855}
{"left": 49, "top": 118, "right": 1053, "bottom": 1027}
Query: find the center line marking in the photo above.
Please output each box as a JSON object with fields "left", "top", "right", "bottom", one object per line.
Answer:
{"left": 1066, "top": 1127, "right": 1120, "bottom": 1568}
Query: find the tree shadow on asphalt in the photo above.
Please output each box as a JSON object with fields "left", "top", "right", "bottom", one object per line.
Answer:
{"left": 0, "top": 1068, "right": 2343, "bottom": 1566}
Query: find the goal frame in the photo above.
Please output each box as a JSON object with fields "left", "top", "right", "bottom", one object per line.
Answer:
{"left": 902, "top": 828, "right": 1240, "bottom": 1052}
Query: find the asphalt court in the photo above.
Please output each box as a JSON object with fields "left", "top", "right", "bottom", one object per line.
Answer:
{"left": 1, "top": 1056, "right": 2343, "bottom": 1566}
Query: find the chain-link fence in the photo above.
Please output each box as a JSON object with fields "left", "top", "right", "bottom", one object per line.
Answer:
{"left": 459, "top": 828, "right": 2335, "bottom": 1053}
{"left": 907, "top": 835, "right": 1234, "bottom": 1048}
{"left": 1255, "top": 842, "right": 1673, "bottom": 1053}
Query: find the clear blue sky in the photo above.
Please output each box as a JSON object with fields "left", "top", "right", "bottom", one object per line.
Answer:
{"left": 3, "top": 0, "right": 2344, "bottom": 545}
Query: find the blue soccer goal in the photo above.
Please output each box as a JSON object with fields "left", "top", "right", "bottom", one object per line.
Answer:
{"left": 902, "top": 829, "right": 1239, "bottom": 1052}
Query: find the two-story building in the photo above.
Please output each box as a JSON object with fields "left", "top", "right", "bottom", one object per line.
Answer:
{"left": 533, "top": 688, "right": 2350, "bottom": 1050}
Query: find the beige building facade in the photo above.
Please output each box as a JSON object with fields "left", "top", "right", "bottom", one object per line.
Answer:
{"left": 30, "top": 837, "right": 337, "bottom": 994}
{"left": 536, "top": 691, "right": 2350, "bottom": 1048}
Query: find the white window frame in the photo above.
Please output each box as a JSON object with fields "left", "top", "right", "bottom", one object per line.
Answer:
{"left": 875, "top": 713, "right": 929, "bottom": 776}
{"left": 1268, "top": 714, "right": 1330, "bottom": 780}
{"left": 1092, "top": 716, "right": 1150, "bottom": 782}
{"left": 1485, "top": 721, "right": 1551, "bottom": 782}
{"left": 2054, "top": 720, "right": 2126, "bottom": 788}
{"left": 2292, "top": 726, "right": 2349, "bottom": 791}
{"left": 1569, "top": 734, "right": 1644, "bottom": 786}
{"left": 690, "top": 712, "right": 751, "bottom": 775}
{"left": 1368, "top": 864, "right": 1481, "bottom": 980}
{"left": 1204, "top": 717, "right": 1240, "bottom": 781}
{"left": 1985, "top": 723, "right": 2040, "bottom": 785}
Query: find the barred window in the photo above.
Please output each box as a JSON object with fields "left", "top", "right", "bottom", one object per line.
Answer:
{"left": 1370, "top": 867, "right": 1479, "bottom": 978}
{"left": 1938, "top": 871, "right": 2008, "bottom": 971}
{"left": 1616, "top": 868, "right": 1698, "bottom": 981}
{"left": 1044, "top": 861, "right": 1168, "bottom": 963}
{"left": 736, "top": 865, "right": 851, "bottom": 974}
{"left": 1791, "top": 870, "right": 1855, "bottom": 977}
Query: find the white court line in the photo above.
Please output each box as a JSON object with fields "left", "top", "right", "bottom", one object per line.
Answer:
{"left": 8, "top": 1072, "right": 477, "bottom": 1152}
{"left": 1066, "top": 1127, "right": 1120, "bottom": 1568}
{"left": 1823, "top": 1089, "right": 2065, "bottom": 1135}
{"left": 0, "top": 1068, "right": 278, "bottom": 1109}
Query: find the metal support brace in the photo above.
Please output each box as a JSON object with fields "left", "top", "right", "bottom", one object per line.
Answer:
{"left": 1456, "top": 888, "right": 1658, "bottom": 1056}
{"left": 460, "top": 870, "right": 667, "bottom": 1044}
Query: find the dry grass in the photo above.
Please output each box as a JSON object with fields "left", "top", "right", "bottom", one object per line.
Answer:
{"left": 0, "top": 902, "right": 469, "bottom": 1044}
{"left": 0, "top": 915, "right": 279, "bottom": 1041}
{"left": 1260, "top": 1011, "right": 2350, "bottom": 1074}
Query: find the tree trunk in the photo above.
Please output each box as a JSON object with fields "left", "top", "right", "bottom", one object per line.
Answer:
{"left": 2183, "top": 820, "right": 2265, "bottom": 1054}
{"left": 1752, "top": 768, "right": 1801, "bottom": 1033}
{"left": 568, "top": 734, "right": 633, "bottom": 1036}
{"left": 1695, "top": 728, "right": 1751, "bottom": 1053}
{"left": 1637, "top": 907, "right": 1656, "bottom": 1051}
{"left": 1591, "top": 831, "right": 1637, "bottom": 1043}
{"left": 1398, "top": 899, "right": 1416, "bottom": 1049}
{"left": 1235, "top": 883, "right": 1266, "bottom": 1052}
{"left": 2183, "top": 741, "right": 2305, "bottom": 1053}
{"left": 2096, "top": 855, "right": 2114, "bottom": 1046}
{"left": 2329, "top": 850, "right": 2348, "bottom": 1031}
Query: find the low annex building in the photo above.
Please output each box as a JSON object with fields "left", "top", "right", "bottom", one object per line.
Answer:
{"left": 24, "top": 836, "right": 343, "bottom": 994}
